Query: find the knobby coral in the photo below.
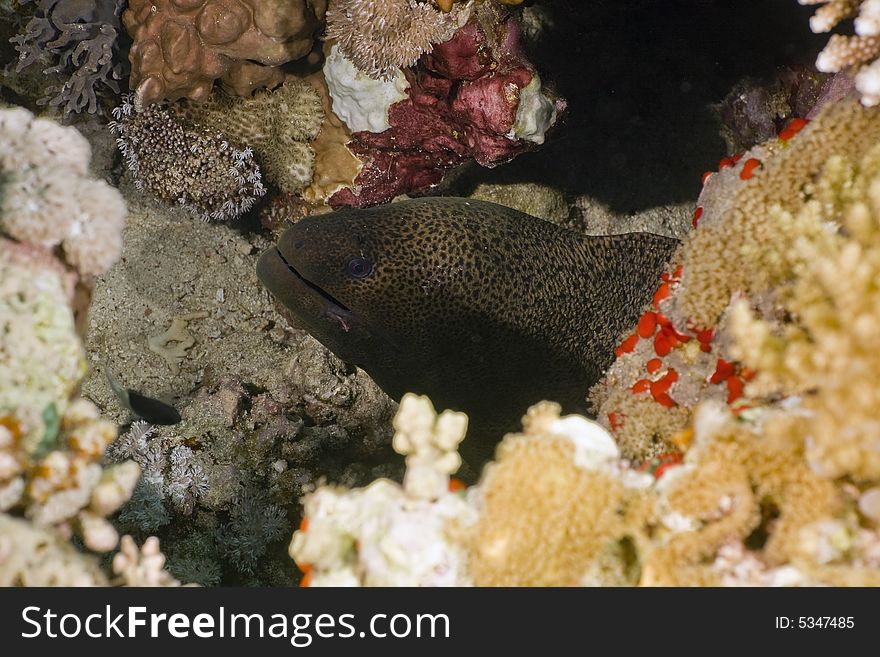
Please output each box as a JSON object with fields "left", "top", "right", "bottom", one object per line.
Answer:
{"left": 123, "top": 0, "right": 327, "bottom": 106}
{"left": 11, "top": 0, "right": 129, "bottom": 116}
{"left": 0, "top": 106, "right": 126, "bottom": 276}
{"left": 290, "top": 394, "right": 474, "bottom": 586}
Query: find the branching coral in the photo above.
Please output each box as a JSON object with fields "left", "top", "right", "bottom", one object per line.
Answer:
{"left": 11, "top": 0, "right": 129, "bottom": 116}
{"left": 728, "top": 141, "right": 880, "bottom": 481}
{"left": 326, "top": 0, "right": 467, "bottom": 80}
{"left": 801, "top": 0, "right": 880, "bottom": 105}
{"left": 0, "top": 107, "right": 126, "bottom": 276}
{"left": 290, "top": 394, "right": 474, "bottom": 586}
{"left": 109, "top": 95, "right": 266, "bottom": 221}
{"left": 123, "top": 0, "right": 327, "bottom": 106}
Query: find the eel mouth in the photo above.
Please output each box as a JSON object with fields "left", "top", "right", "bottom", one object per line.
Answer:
{"left": 274, "top": 247, "right": 352, "bottom": 314}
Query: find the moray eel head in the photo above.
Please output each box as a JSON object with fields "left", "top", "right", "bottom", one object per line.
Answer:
{"left": 257, "top": 215, "right": 382, "bottom": 364}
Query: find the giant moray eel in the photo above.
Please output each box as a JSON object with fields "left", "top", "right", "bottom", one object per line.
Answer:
{"left": 258, "top": 197, "right": 678, "bottom": 465}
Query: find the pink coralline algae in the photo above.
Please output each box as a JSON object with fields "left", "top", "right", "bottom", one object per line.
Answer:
{"left": 329, "top": 10, "right": 564, "bottom": 208}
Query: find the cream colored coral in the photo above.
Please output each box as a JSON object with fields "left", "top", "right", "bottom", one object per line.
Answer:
{"left": 392, "top": 393, "right": 467, "bottom": 499}
{"left": 291, "top": 394, "right": 475, "bottom": 586}
{"left": 112, "top": 535, "right": 182, "bottom": 587}
{"left": 0, "top": 513, "right": 109, "bottom": 586}
{"left": 0, "top": 107, "right": 126, "bottom": 276}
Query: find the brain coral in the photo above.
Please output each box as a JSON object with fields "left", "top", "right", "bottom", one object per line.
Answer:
{"left": 122, "top": 0, "right": 328, "bottom": 106}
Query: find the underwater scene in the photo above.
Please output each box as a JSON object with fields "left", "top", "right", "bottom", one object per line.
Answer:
{"left": 1, "top": 0, "right": 880, "bottom": 588}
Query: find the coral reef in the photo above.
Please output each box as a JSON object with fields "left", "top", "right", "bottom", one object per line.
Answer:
{"left": 326, "top": 0, "right": 468, "bottom": 80}
{"left": 174, "top": 82, "right": 325, "bottom": 195}
{"left": 109, "top": 95, "right": 266, "bottom": 221}
{"left": 0, "top": 108, "right": 184, "bottom": 587}
{"left": 123, "top": 0, "right": 327, "bottom": 106}
{"left": 803, "top": 0, "right": 880, "bottom": 105}
{"left": 327, "top": 2, "right": 563, "bottom": 207}
{"left": 10, "top": 0, "right": 129, "bottom": 116}
{"left": 714, "top": 66, "right": 832, "bottom": 153}
{"left": 0, "top": 106, "right": 126, "bottom": 276}
{"left": 292, "top": 386, "right": 880, "bottom": 586}
{"left": 290, "top": 394, "right": 475, "bottom": 586}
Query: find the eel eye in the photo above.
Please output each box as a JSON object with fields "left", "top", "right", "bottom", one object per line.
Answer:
{"left": 345, "top": 256, "right": 373, "bottom": 279}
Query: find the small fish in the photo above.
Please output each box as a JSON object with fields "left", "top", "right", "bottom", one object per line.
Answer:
{"left": 107, "top": 372, "right": 181, "bottom": 425}
{"left": 257, "top": 197, "right": 678, "bottom": 464}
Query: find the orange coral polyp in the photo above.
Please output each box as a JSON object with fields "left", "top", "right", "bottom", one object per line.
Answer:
{"left": 779, "top": 118, "right": 810, "bottom": 141}
{"left": 740, "top": 158, "right": 762, "bottom": 180}
{"left": 637, "top": 312, "right": 658, "bottom": 338}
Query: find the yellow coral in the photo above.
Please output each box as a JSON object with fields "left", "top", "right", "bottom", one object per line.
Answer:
{"left": 470, "top": 403, "right": 650, "bottom": 586}
{"left": 729, "top": 141, "right": 880, "bottom": 481}
{"left": 676, "top": 98, "right": 880, "bottom": 328}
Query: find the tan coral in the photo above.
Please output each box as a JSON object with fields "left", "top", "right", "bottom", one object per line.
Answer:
{"left": 123, "top": 0, "right": 327, "bottom": 106}
{"left": 469, "top": 403, "right": 651, "bottom": 586}
{"left": 728, "top": 142, "right": 880, "bottom": 481}
{"left": 176, "top": 81, "right": 325, "bottom": 194}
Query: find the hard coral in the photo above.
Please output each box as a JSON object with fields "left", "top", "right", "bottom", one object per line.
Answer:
{"left": 11, "top": 0, "right": 128, "bottom": 116}
{"left": 470, "top": 402, "right": 651, "bottom": 586}
{"left": 290, "top": 394, "right": 474, "bottom": 587}
{"left": 110, "top": 95, "right": 266, "bottom": 221}
{"left": 123, "top": 0, "right": 327, "bottom": 106}
{"left": 327, "top": 3, "right": 562, "bottom": 207}
{"left": 174, "top": 81, "right": 325, "bottom": 194}
{"left": 802, "top": 0, "right": 880, "bottom": 105}
{"left": 326, "top": 0, "right": 467, "bottom": 80}
{"left": 0, "top": 106, "right": 126, "bottom": 276}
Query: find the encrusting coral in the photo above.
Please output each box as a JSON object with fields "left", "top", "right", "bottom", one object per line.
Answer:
{"left": 325, "top": 1, "right": 563, "bottom": 207}
{"left": 123, "top": 0, "right": 327, "bottom": 106}
{"left": 11, "top": 0, "right": 129, "bottom": 116}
